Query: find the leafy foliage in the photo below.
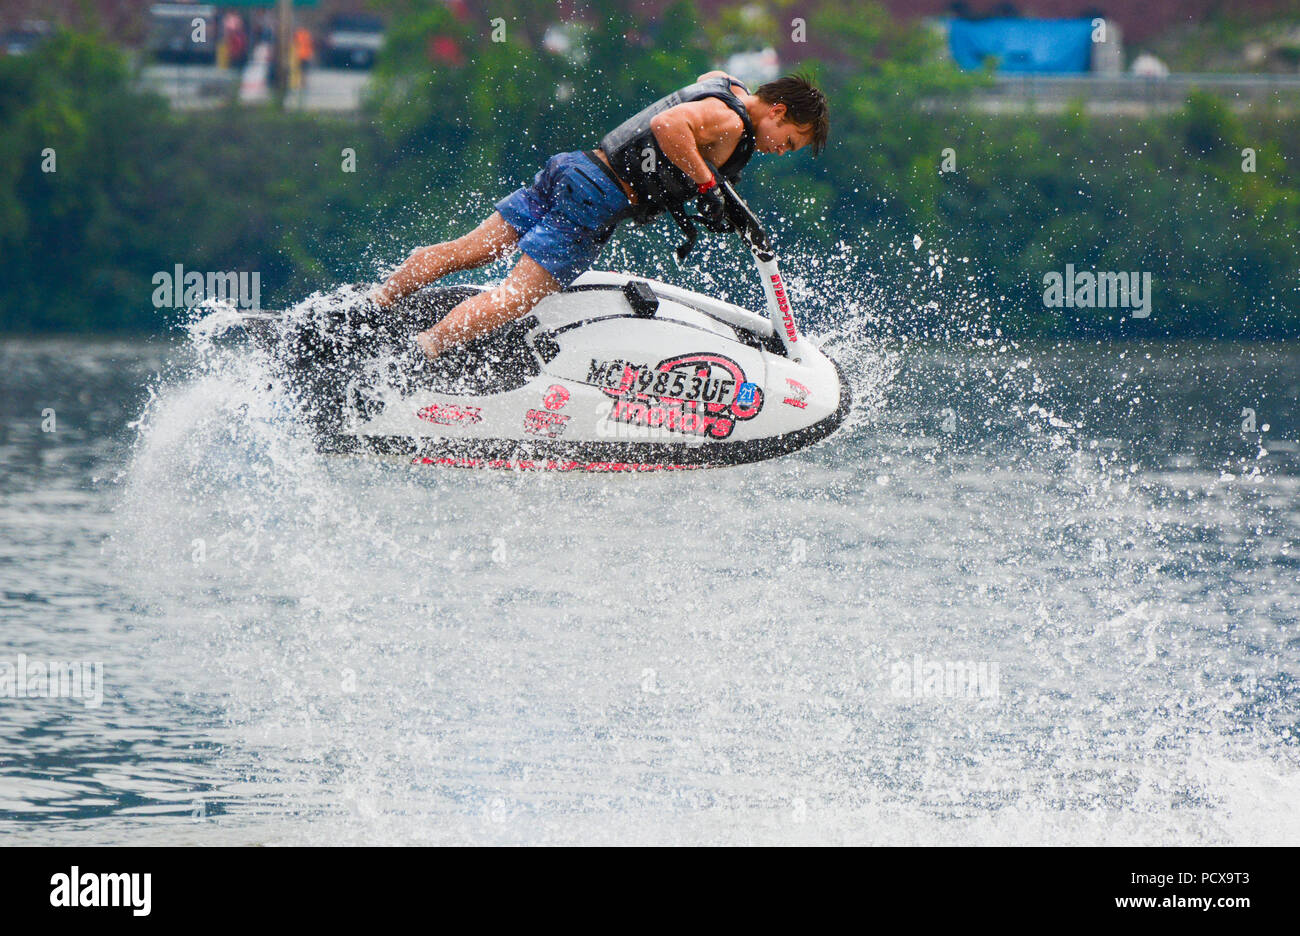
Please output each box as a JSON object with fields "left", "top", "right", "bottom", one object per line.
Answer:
{"left": 1, "top": 8, "right": 1297, "bottom": 338}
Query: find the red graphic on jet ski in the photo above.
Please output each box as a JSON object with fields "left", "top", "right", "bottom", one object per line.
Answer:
{"left": 601, "top": 352, "right": 763, "bottom": 440}
{"left": 783, "top": 378, "right": 809, "bottom": 409}
{"left": 543, "top": 384, "right": 570, "bottom": 411}
{"left": 524, "top": 409, "right": 569, "bottom": 438}
{"left": 770, "top": 273, "right": 798, "bottom": 342}
{"left": 416, "top": 402, "right": 483, "bottom": 425}
{"left": 414, "top": 456, "right": 703, "bottom": 472}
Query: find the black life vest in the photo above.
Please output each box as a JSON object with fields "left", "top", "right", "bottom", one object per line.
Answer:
{"left": 599, "top": 76, "right": 755, "bottom": 222}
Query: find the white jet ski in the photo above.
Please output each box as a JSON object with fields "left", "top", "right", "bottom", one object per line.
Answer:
{"left": 238, "top": 176, "right": 849, "bottom": 472}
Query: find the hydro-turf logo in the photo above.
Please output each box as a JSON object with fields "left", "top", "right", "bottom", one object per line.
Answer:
{"left": 770, "top": 273, "right": 798, "bottom": 341}
{"left": 50, "top": 867, "right": 151, "bottom": 916}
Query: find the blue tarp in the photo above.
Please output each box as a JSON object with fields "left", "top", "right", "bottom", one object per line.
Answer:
{"left": 947, "top": 18, "right": 1094, "bottom": 73}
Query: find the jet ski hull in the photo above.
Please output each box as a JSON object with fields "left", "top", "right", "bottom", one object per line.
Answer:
{"left": 241, "top": 273, "right": 850, "bottom": 471}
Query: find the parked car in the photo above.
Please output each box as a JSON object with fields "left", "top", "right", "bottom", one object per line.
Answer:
{"left": 322, "top": 14, "right": 384, "bottom": 69}
{"left": 0, "top": 20, "right": 51, "bottom": 56}
{"left": 148, "top": 3, "right": 217, "bottom": 65}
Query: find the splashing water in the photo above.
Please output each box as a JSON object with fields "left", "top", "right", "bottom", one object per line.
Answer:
{"left": 3, "top": 251, "right": 1296, "bottom": 845}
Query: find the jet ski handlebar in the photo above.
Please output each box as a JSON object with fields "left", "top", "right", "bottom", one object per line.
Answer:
{"left": 667, "top": 166, "right": 802, "bottom": 362}
{"left": 669, "top": 168, "right": 775, "bottom": 264}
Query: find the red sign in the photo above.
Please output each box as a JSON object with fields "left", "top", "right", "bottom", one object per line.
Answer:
{"left": 524, "top": 409, "right": 569, "bottom": 438}
{"left": 770, "top": 273, "right": 798, "bottom": 342}
{"left": 415, "top": 403, "right": 482, "bottom": 425}
{"left": 543, "top": 384, "right": 570, "bottom": 411}
{"left": 783, "top": 378, "right": 809, "bottom": 409}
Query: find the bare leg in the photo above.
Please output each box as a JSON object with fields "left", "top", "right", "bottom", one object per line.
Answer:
{"left": 372, "top": 212, "right": 519, "bottom": 307}
{"left": 415, "top": 253, "right": 559, "bottom": 360}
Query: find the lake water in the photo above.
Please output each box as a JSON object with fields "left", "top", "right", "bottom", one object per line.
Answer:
{"left": 1, "top": 330, "right": 1297, "bottom": 844}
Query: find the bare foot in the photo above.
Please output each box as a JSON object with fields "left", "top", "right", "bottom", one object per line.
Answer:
{"left": 415, "top": 329, "right": 443, "bottom": 361}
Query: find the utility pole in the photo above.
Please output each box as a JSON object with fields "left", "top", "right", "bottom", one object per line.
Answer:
{"left": 274, "top": 0, "right": 293, "bottom": 103}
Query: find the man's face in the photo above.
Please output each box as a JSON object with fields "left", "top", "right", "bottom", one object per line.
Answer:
{"left": 754, "top": 104, "right": 814, "bottom": 156}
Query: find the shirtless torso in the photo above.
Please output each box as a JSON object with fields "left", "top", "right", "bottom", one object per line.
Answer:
{"left": 594, "top": 75, "right": 753, "bottom": 203}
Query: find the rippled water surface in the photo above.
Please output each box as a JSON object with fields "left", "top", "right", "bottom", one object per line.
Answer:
{"left": 1, "top": 330, "right": 1297, "bottom": 845}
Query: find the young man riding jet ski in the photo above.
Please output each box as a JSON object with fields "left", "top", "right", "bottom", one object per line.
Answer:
{"left": 369, "top": 72, "right": 829, "bottom": 362}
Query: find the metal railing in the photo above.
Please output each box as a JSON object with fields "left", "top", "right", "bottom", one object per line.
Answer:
{"left": 971, "top": 72, "right": 1300, "bottom": 113}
